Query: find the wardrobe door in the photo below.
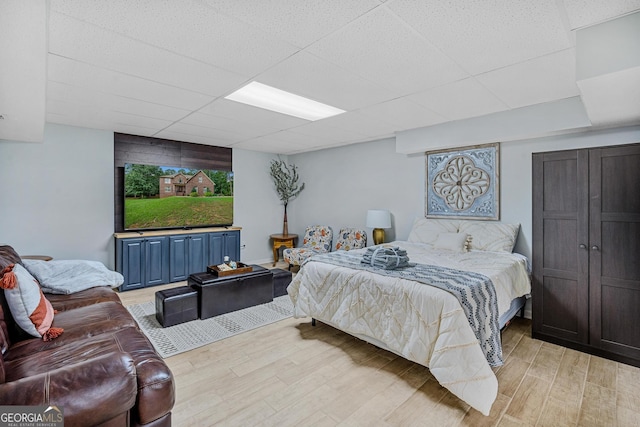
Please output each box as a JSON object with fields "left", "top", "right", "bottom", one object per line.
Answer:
{"left": 532, "top": 150, "right": 589, "bottom": 343}
{"left": 588, "top": 145, "right": 640, "bottom": 359}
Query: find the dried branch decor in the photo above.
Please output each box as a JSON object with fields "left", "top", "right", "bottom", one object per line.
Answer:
{"left": 270, "top": 159, "right": 305, "bottom": 235}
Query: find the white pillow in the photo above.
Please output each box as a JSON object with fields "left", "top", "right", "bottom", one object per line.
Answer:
{"left": 458, "top": 221, "right": 520, "bottom": 252}
{"left": 1, "top": 264, "right": 63, "bottom": 340}
{"left": 433, "top": 232, "right": 470, "bottom": 252}
{"left": 407, "top": 218, "right": 460, "bottom": 245}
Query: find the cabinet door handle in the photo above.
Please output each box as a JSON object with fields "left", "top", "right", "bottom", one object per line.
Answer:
{"left": 591, "top": 245, "right": 600, "bottom": 251}
{"left": 579, "top": 244, "right": 587, "bottom": 249}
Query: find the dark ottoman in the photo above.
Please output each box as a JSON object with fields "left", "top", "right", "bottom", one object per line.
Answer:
{"left": 188, "top": 265, "right": 273, "bottom": 319}
{"left": 155, "top": 287, "right": 198, "bottom": 327}
{"left": 272, "top": 268, "right": 293, "bottom": 297}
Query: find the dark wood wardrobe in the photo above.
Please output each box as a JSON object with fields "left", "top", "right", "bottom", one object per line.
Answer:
{"left": 532, "top": 143, "right": 640, "bottom": 367}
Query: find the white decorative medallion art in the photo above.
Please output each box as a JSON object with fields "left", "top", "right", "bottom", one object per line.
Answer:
{"left": 426, "top": 143, "right": 499, "bottom": 220}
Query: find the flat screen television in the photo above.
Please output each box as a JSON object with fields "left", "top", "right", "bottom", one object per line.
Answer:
{"left": 124, "top": 163, "right": 234, "bottom": 231}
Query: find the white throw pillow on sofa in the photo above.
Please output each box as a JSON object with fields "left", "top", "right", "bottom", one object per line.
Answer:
{"left": 1, "top": 263, "right": 63, "bottom": 340}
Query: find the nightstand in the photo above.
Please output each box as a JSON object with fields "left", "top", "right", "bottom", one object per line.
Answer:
{"left": 270, "top": 234, "right": 297, "bottom": 267}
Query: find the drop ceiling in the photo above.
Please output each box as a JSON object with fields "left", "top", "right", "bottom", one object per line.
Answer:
{"left": 1, "top": 0, "right": 639, "bottom": 154}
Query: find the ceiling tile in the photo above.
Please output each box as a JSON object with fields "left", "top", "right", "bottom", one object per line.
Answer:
{"left": 46, "top": 111, "right": 161, "bottom": 138}
{"left": 47, "top": 81, "right": 191, "bottom": 122}
{"left": 46, "top": 108, "right": 158, "bottom": 136}
{"left": 407, "top": 78, "right": 510, "bottom": 121}
{"left": 231, "top": 131, "right": 318, "bottom": 154}
{"left": 476, "top": 49, "right": 580, "bottom": 109}
{"left": 47, "top": 55, "right": 214, "bottom": 111}
{"left": 296, "top": 138, "right": 374, "bottom": 154}
{"left": 254, "top": 51, "right": 396, "bottom": 111}
{"left": 312, "top": 111, "right": 397, "bottom": 138}
{"left": 306, "top": 6, "right": 468, "bottom": 95}
{"left": 198, "top": 98, "right": 309, "bottom": 131}
{"left": 388, "top": 0, "right": 573, "bottom": 74}
{"left": 157, "top": 122, "right": 245, "bottom": 144}
{"left": 46, "top": 98, "right": 174, "bottom": 131}
{"left": 562, "top": 0, "right": 640, "bottom": 29}
{"left": 6, "top": 1, "right": 635, "bottom": 150}
{"left": 48, "top": 11, "right": 248, "bottom": 96}
{"left": 356, "top": 97, "right": 447, "bottom": 129}
{"left": 180, "top": 112, "right": 280, "bottom": 140}
{"left": 287, "top": 120, "right": 369, "bottom": 143}
{"left": 153, "top": 129, "right": 234, "bottom": 147}
{"left": 202, "top": 0, "right": 381, "bottom": 48}
{"left": 174, "top": 113, "right": 284, "bottom": 142}
{"left": 232, "top": 140, "right": 299, "bottom": 154}
{"left": 51, "top": 0, "right": 300, "bottom": 76}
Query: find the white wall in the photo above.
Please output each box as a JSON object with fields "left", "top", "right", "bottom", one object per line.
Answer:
{"left": 0, "top": 123, "right": 115, "bottom": 265}
{"left": 289, "top": 138, "right": 424, "bottom": 246}
{"left": 289, "top": 126, "right": 640, "bottom": 259}
{"left": 1, "top": 123, "right": 638, "bottom": 271}
{"left": 502, "top": 125, "right": 640, "bottom": 258}
{"left": 0, "top": 126, "right": 287, "bottom": 267}
{"left": 233, "top": 149, "right": 287, "bottom": 263}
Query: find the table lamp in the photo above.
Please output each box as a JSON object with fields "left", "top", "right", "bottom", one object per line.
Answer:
{"left": 366, "top": 209, "right": 391, "bottom": 245}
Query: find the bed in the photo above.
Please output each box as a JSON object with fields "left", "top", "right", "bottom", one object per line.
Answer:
{"left": 287, "top": 218, "right": 531, "bottom": 416}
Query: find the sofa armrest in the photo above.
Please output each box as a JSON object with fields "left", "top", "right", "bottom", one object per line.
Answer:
{"left": 0, "top": 352, "right": 137, "bottom": 426}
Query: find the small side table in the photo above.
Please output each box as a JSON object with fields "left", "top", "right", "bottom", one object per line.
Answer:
{"left": 270, "top": 234, "right": 298, "bottom": 267}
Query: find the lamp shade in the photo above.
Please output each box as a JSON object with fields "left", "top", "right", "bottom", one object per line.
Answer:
{"left": 366, "top": 209, "right": 391, "bottom": 229}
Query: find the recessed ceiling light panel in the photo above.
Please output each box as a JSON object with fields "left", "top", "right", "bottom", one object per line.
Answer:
{"left": 225, "top": 81, "right": 345, "bottom": 121}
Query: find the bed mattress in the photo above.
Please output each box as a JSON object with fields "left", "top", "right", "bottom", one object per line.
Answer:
{"left": 288, "top": 241, "right": 531, "bottom": 415}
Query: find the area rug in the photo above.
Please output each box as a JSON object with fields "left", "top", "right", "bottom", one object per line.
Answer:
{"left": 127, "top": 295, "right": 294, "bottom": 358}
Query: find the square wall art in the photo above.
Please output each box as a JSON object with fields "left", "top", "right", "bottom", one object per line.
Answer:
{"left": 425, "top": 143, "right": 499, "bottom": 220}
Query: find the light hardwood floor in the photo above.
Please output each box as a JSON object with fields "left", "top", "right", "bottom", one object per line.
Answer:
{"left": 118, "top": 272, "right": 640, "bottom": 427}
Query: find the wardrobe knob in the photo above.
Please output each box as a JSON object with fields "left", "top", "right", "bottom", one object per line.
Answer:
{"left": 591, "top": 245, "right": 600, "bottom": 251}
{"left": 579, "top": 244, "right": 587, "bottom": 249}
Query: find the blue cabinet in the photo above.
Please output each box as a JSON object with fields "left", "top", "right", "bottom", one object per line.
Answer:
{"left": 208, "top": 230, "right": 240, "bottom": 265}
{"left": 117, "top": 236, "right": 169, "bottom": 291}
{"left": 169, "top": 233, "right": 208, "bottom": 282}
{"left": 145, "top": 237, "right": 170, "bottom": 286}
{"left": 116, "top": 229, "right": 241, "bottom": 291}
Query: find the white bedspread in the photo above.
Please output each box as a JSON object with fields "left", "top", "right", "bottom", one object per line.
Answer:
{"left": 287, "top": 241, "right": 530, "bottom": 415}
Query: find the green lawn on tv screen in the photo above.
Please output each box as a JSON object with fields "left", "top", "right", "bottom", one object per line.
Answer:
{"left": 125, "top": 196, "right": 233, "bottom": 229}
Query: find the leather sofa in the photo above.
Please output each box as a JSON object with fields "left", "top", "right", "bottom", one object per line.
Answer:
{"left": 0, "top": 245, "right": 175, "bottom": 427}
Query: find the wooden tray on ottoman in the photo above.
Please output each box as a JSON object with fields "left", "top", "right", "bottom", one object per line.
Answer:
{"left": 207, "top": 262, "right": 253, "bottom": 277}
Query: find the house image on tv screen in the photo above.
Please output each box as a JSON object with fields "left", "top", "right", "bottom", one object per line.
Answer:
{"left": 159, "top": 170, "right": 215, "bottom": 198}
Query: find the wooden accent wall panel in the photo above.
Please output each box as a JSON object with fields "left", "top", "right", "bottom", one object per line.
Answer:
{"left": 114, "top": 133, "right": 232, "bottom": 232}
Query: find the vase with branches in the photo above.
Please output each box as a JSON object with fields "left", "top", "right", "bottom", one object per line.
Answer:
{"left": 269, "top": 159, "right": 305, "bottom": 236}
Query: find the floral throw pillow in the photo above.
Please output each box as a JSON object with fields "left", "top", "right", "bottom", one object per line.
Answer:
{"left": 0, "top": 263, "right": 63, "bottom": 341}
